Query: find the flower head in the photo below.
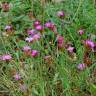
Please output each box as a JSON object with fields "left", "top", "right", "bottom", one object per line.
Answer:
{"left": 33, "top": 20, "right": 41, "bottom": 27}
{"left": 57, "top": 36, "right": 64, "bottom": 49}
{"left": 1, "top": 54, "right": 12, "bottom": 61}
{"left": 45, "top": 22, "right": 52, "bottom": 28}
{"left": 57, "top": 11, "right": 65, "bottom": 18}
{"left": 35, "top": 25, "right": 43, "bottom": 31}
{"left": 5, "top": 25, "right": 12, "bottom": 30}
{"left": 31, "top": 50, "right": 39, "bottom": 57}
{"left": 77, "top": 63, "right": 86, "bottom": 70}
{"left": 78, "top": 29, "right": 84, "bottom": 35}
{"left": 45, "top": 22, "right": 56, "bottom": 31}
{"left": 13, "top": 73, "right": 21, "bottom": 81}
{"left": 67, "top": 46, "right": 74, "bottom": 53}
{"left": 27, "top": 29, "right": 36, "bottom": 35}
{"left": 33, "top": 33, "right": 41, "bottom": 40}
{"left": 25, "top": 37, "right": 33, "bottom": 43}
{"left": 57, "top": 36, "right": 64, "bottom": 43}
{"left": 22, "top": 46, "right": 31, "bottom": 52}
{"left": 85, "top": 40, "right": 94, "bottom": 48}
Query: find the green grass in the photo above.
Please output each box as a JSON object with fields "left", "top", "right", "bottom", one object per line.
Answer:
{"left": 0, "top": 0, "right": 96, "bottom": 96}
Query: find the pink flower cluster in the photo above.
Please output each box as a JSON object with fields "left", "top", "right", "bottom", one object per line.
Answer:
{"left": 45, "top": 22, "right": 56, "bottom": 31}
{"left": 33, "top": 20, "right": 43, "bottom": 31}
{"left": 33, "top": 20, "right": 57, "bottom": 32}
{"left": 25, "top": 33, "right": 41, "bottom": 43}
{"left": 22, "top": 46, "right": 39, "bottom": 58}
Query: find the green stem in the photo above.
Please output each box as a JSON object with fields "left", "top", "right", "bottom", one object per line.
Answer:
{"left": 72, "top": 0, "right": 84, "bottom": 21}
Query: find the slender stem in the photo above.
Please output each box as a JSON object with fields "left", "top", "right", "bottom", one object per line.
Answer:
{"left": 93, "top": 0, "right": 96, "bottom": 7}
{"left": 72, "top": 0, "right": 84, "bottom": 21}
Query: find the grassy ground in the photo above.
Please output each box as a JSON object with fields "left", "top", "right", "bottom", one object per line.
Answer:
{"left": 0, "top": 0, "right": 96, "bottom": 96}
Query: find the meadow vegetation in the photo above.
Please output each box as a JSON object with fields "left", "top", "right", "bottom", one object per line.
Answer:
{"left": 0, "top": 0, "right": 96, "bottom": 96}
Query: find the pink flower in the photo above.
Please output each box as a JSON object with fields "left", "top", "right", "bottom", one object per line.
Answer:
{"left": 57, "top": 36, "right": 64, "bottom": 49}
{"left": 78, "top": 29, "right": 84, "bottom": 35}
{"left": 5, "top": 25, "right": 12, "bottom": 30}
{"left": 22, "top": 46, "right": 31, "bottom": 52}
{"left": 57, "top": 36, "right": 64, "bottom": 43}
{"left": 33, "top": 33, "right": 41, "bottom": 40}
{"left": 35, "top": 25, "right": 43, "bottom": 31}
{"left": 33, "top": 20, "right": 41, "bottom": 27}
{"left": 45, "top": 22, "right": 56, "bottom": 31}
{"left": 31, "top": 50, "right": 39, "bottom": 57}
{"left": 57, "top": 11, "right": 65, "bottom": 18}
{"left": 67, "top": 46, "right": 74, "bottom": 53}
{"left": 13, "top": 73, "right": 21, "bottom": 81}
{"left": 77, "top": 63, "right": 86, "bottom": 70}
{"left": 85, "top": 40, "right": 94, "bottom": 48}
{"left": 45, "top": 22, "right": 52, "bottom": 28}
{"left": 1, "top": 54, "right": 12, "bottom": 61}
{"left": 25, "top": 37, "right": 34, "bottom": 43}
{"left": 27, "top": 29, "right": 36, "bottom": 35}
